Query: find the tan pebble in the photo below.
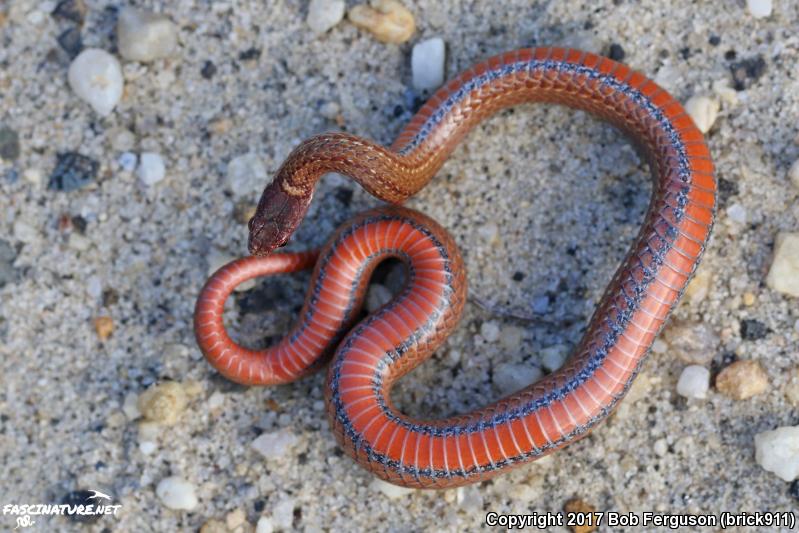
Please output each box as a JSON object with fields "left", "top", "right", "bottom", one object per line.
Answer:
{"left": 684, "top": 95, "right": 719, "bottom": 134}
{"left": 789, "top": 159, "right": 799, "bottom": 189}
{"left": 348, "top": 0, "right": 415, "bottom": 44}
{"left": 234, "top": 200, "right": 257, "bottom": 225}
{"left": 199, "top": 519, "right": 227, "bottom": 533}
{"left": 716, "top": 360, "right": 769, "bottom": 400}
{"left": 684, "top": 268, "right": 712, "bottom": 305}
{"left": 209, "top": 117, "right": 233, "bottom": 135}
{"left": 226, "top": 508, "right": 249, "bottom": 531}
{"left": 137, "top": 381, "right": 190, "bottom": 425}
{"left": 93, "top": 315, "right": 114, "bottom": 340}
{"left": 742, "top": 292, "right": 756, "bottom": 306}
{"left": 785, "top": 368, "right": 799, "bottom": 406}
{"left": 766, "top": 233, "right": 799, "bottom": 297}
{"left": 661, "top": 321, "right": 718, "bottom": 365}
{"left": 563, "top": 498, "right": 598, "bottom": 533}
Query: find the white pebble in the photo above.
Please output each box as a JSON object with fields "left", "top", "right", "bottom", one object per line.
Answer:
{"left": 411, "top": 37, "right": 446, "bottom": 92}
{"left": 480, "top": 321, "right": 500, "bottom": 343}
{"left": 13, "top": 220, "right": 38, "bottom": 243}
{"left": 117, "top": 7, "right": 178, "bottom": 62}
{"left": 137, "top": 152, "right": 166, "bottom": 186}
{"left": 755, "top": 426, "right": 799, "bottom": 481}
{"left": 271, "top": 498, "right": 295, "bottom": 530}
{"left": 207, "top": 391, "right": 225, "bottom": 410}
{"left": 653, "top": 438, "right": 668, "bottom": 457}
{"left": 208, "top": 248, "right": 255, "bottom": 291}
{"left": 227, "top": 153, "right": 268, "bottom": 198}
{"left": 370, "top": 478, "right": 416, "bottom": 499}
{"left": 122, "top": 392, "right": 141, "bottom": 420}
{"left": 86, "top": 275, "right": 103, "bottom": 299}
{"left": 789, "top": 159, "right": 799, "bottom": 189}
{"left": 119, "top": 152, "right": 138, "bottom": 172}
{"left": 766, "top": 232, "right": 799, "bottom": 297}
{"left": 68, "top": 233, "right": 92, "bottom": 252}
{"left": 139, "top": 441, "right": 157, "bottom": 455}
{"left": 746, "top": 0, "right": 772, "bottom": 18}
{"left": 676, "top": 365, "right": 710, "bottom": 399}
{"left": 251, "top": 429, "right": 299, "bottom": 460}
{"left": 156, "top": 476, "right": 198, "bottom": 510}
{"left": 23, "top": 168, "right": 42, "bottom": 185}
{"left": 307, "top": 0, "right": 346, "bottom": 34}
{"left": 541, "top": 345, "right": 568, "bottom": 372}
{"left": 493, "top": 363, "right": 543, "bottom": 394}
{"left": 68, "top": 49, "right": 124, "bottom": 116}
{"left": 256, "top": 516, "right": 274, "bottom": 533}
{"left": 726, "top": 203, "right": 747, "bottom": 225}
{"left": 684, "top": 95, "right": 719, "bottom": 134}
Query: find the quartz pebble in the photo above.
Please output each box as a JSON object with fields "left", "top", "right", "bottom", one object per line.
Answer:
{"left": 684, "top": 95, "right": 719, "bottom": 134}
{"left": 755, "top": 426, "right": 799, "bottom": 481}
{"left": 13, "top": 220, "right": 38, "bottom": 243}
{"left": 676, "top": 365, "right": 710, "bottom": 399}
{"left": 370, "top": 478, "right": 416, "bottom": 498}
{"left": 766, "top": 232, "right": 799, "bottom": 297}
{"left": 138, "top": 152, "right": 166, "bottom": 186}
{"left": 251, "top": 429, "right": 299, "bottom": 460}
{"left": 715, "top": 360, "right": 769, "bottom": 399}
{"left": 493, "top": 362, "right": 543, "bottom": 393}
{"left": 411, "top": 37, "right": 445, "bottom": 92}
{"left": 117, "top": 7, "right": 178, "bottom": 62}
{"left": 684, "top": 268, "right": 711, "bottom": 305}
{"left": 118, "top": 152, "right": 137, "bottom": 172}
{"left": 68, "top": 49, "right": 124, "bottom": 116}
{"left": 789, "top": 159, "right": 799, "bottom": 189}
{"left": 271, "top": 499, "right": 295, "bottom": 530}
{"left": 541, "top": 345, "right": 568, "bottom": 372}
{"left": 746, "top": 0, "right": 772, "bottom": 18}
{"left": 480, "top": 321, "right": 500, "bottom": 343}
{"left": 156, "top": 476, "right": 198, "bottom": 510}
{"left": 348, "top": 0, "right": 415, "bottom": 44}
{"left": 255, "top": 516, "right": 274, "bottom": 533}
{"left": 307, "top": 0, "right": 346, "bottom": 34}
{"left": 227, "top": 153, "right": 268, "bottom": 198}
{"left": 661, "top": 321, "right": 718, "bottom": 365}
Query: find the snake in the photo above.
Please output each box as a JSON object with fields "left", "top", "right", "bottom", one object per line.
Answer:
{"left": 194, "top": 47, "right": 716, "bottom": 488}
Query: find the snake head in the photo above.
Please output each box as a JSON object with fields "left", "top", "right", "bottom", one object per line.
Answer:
{"left": 247, "top": 180, "right": 313, "bottom": 256}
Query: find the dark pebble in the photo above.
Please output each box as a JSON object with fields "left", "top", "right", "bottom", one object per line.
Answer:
{"left": 393, "top": 105, "right": 404, "bottom": 118}
{"left": 607, "top": 43, "right": 625, "bottom": 61}
{"left": 789, "top": 480, "right": 799, "bottom": 501}
{"left": 740, "top": 319, "right": 768, "bottom": 340}
{"left": 60, "top": 490, "right": 104, "bottom": 523}
{"left": 201, "top": 60, "right": 217, "bottom": 79}
{"left": 724, "top": 49, "right": 737, "bottom": 61}
{"left": 512, "top": 271, "right": 525, "bottom": 282}
{"left": 0, "top": 239, "right": 19, "bottom": 288}
{"left": 71, "top": 215, "right": 87, "bottom": 234}
{"left": 57, "top": 27, "right": 83, "bottom": 58}
{"left": 708, "top": 35, "right": 721, "bottom": 46}
{"left": 717, "top": 176, "right": 738, "bottom": 205}
{"left": 0, "top": 125, "right": 20, "bottom": 161}
{"left": 51, "top": 0, "right": 87, "bottom": 24}
{"left": 730, "top": 55, "right": 767, "bottom": 91}
{"left": 679, "top": 47, "right": 692, "bottom": 60}
{"left": 238, "top": 48, "right": 261, "bottom": 61}
{"left": 334, "top": 186, "right": 353, "bottom": 207}
{"left": 254, "top": 499, "right": 266, "bottom": 513}
{"left": 102, "top": 288, "right": 119, "bottom": 307}
{"left": 49, "top": 152, "right": 99, "bottom": 192}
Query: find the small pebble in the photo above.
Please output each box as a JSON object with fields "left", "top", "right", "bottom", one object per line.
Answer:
{"left": 715, "top": 360, "right": 769, "bottom": 400}
{"left": 684, "top": 95, "right": 719, "bottom": 134}
{"left": 271, "top": 499, "right": 295, "bottom": 530}
{"left": 0, "top": 239, "right": 18, "bottom": 288}
{"left": 348, "top": 0, "right": 415, "bottom": 44}
{"left": 57, "top": 27, "right": 83, "bottom": 58}
{"left": 138, "top": 152, "right": 166, "bottom": 186}
{"left": 746, "top": 0, "right": 772, "bottom": 18}
{"left": 207, "top": 391, "right": 225, "bottom": 410}
{"left": 139, "top": 441, "right": 157, "bottom": 455}
{"left": 789, "top": 159, "right": 799, "bottom": 189}
{"left": 499, "top": 325, "right": 524, "bottom": 351}
{"left": 51, "top": 0, "right": 87, "bottom": 24}
{"left": 68, "top": 49, "right": 124, "bottom": 116}
{"left": 156, "top": 476, "right": 198, "bottom": 510}
{"left": 766, "top": 232, "right": 799, "bottom": 297}
{"left": 118, "top": 152, "right": 137, "bottom": 172}
{"left": 93, "top": 315, "right": 114, "bottom": 340}
{"left": 117, "top": 7, "right": 178, "bottom": 62}
{"left": 23, "top": 168, "right": 42, "bottom": 185}
{"left": 138, "top": 381, "right": 190, "bottom": 425}
{"left": 726, "top": 203, "right": 747, "bottom": 225}
{"left": 661, "top": 321, "right": 718, "bottom": 365}
{"left": 0, "top": 125, "right": 20, "bottom": 161}
{"left": 785, "top": 368, "right": 799, "bottom": 406}
{"left": 740, "top": 318, "right": 768, "bottom": 341}
{"left": 122, "top": 392, "right": 140, "bottom": 419}
{"left": 68, "top": 232, "right": 91, "bottom": 251}
{"left": 541, "top": 345, "right": 568, "bottom": 372}
{"left": 411, "top": 37, "right": 445, "bottom": 92}
{"left": 730, "top": 55, "right": 767, "bottom": 91}
{"left": 251, "top": 428, "right": 299, "bottom": 460}
{"left": 13, "top": 220, "right": 38, "bottom": 243}
{"left": 607, "top": 43, "right": 625, "bottom": 61}
{"left": 676, "top": 365, "right": 710, "bottom": 399}
{"left": 755, "top": 426, "right": 799, "bottom": 481}
{"left": 226, "top": 508, "right": 248, "bottom": 530}
{"left": 493, "top": 363, "right": 543, "bottom": 393}
{"left": 233, "top": 200, "right": 257, "bottom": 225}
{"left": 319, "top": 101, "right": 340, "bottom": 120}
{"left": 256, "top": 516, "right": 274, "bottom": 533}
{"left": 653, "top": 438, "right": 668, "bottom": 457}
{"left": 199, "top": 519, "right": 226, "bottom": 533}
{"left": 480, "top": 321, "right": 500, "bottom": 343}
{"left": 742, "top": 292, "right": 756, "bottom": 306}
{"left": 366, "top": 283, "right": 393, "bottom": 312}
{"left": 227, "top": 153, "right": 268, "bottom": 198}
{"left": 684, "top": 268, "right": 711, "bottom": 305}
{"left": 563, "top": 498, "right": 598, "bottom": 533}
{"left": 49, "top": 152, "right": 99, "bottom": 191}
{"left": 370, "top": 478, "right": 416, "bottom": 498}
{"left": 307, "top": 0, "right": 346, "bottom": 34}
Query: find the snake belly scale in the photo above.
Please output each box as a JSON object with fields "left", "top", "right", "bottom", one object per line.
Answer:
{"left": 194, "top": 47, "right": 716, "bottom": 488}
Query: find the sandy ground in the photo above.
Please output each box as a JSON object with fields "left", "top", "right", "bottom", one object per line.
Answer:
{"left": 1, "top": 0, "right": 798, "bottom": 531}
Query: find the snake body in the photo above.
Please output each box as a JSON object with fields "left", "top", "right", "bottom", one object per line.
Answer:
{"left": 195, "top": 47, "right": 716, "bottom": 488}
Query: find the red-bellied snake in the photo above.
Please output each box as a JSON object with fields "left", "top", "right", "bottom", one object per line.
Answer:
{"left": 194, "top": 47, "right": 716, "bottom": 488}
